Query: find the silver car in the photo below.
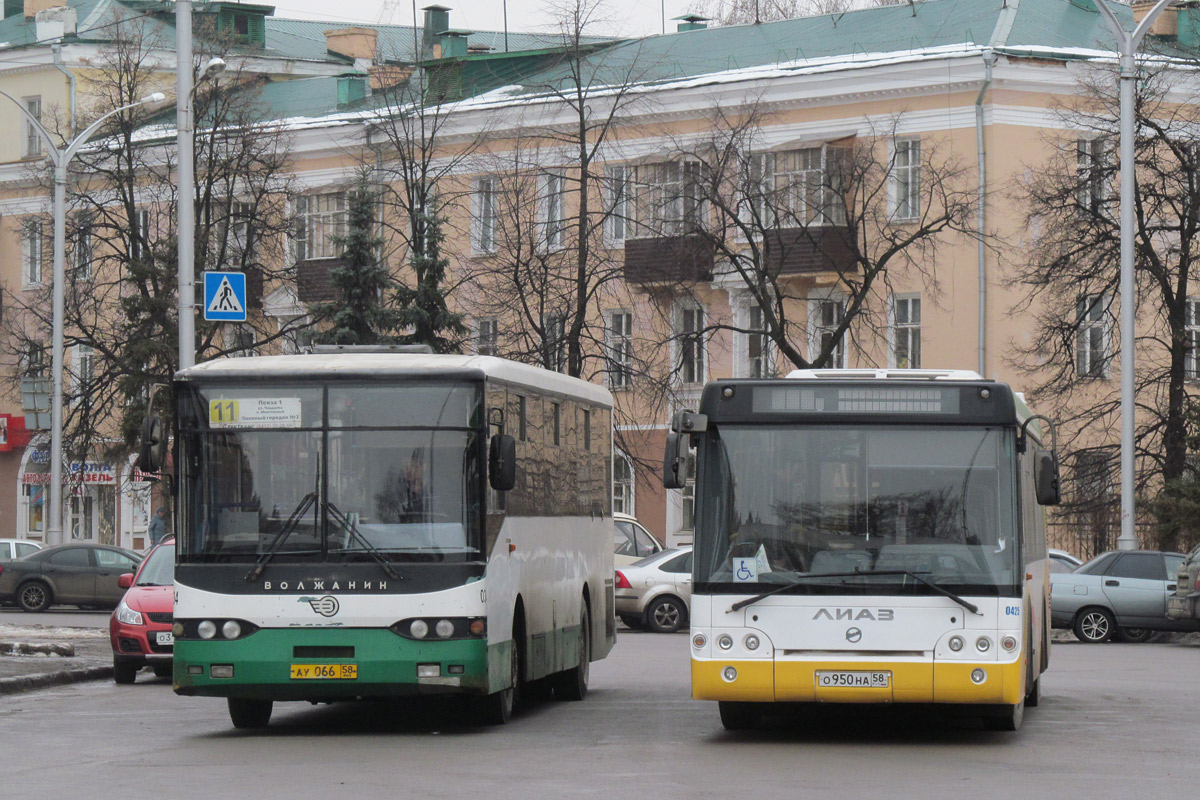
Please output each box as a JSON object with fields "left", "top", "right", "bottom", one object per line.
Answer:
{"left": 0, "top": 539, "right": 42, "bottom": 561}
{"left": 1051, "top": 549, "right": 1198, "bottom": 642}
{"left": 614, "top": 547, "right": 692, "bottom": 633}
{"left": 613, "top": 512, "right": 664, "bottom": 567}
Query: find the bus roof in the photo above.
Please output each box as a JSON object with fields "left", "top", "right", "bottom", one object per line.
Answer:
{"left": 786, "top": 368, "right": 986, "bottom": 381}
{"left": 176, "top": 353, "right": 613, "bottom": 407}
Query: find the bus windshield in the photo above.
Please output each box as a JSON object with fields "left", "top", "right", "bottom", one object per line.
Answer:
{"left": 177, "top": 382, "right": 484, "bottom": 564}
{"left": 694, "top": 425, "right": 1019, "bottom": 595}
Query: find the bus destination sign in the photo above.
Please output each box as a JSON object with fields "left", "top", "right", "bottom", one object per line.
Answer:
{"left": 209, "top": 398, "right": 303, "bottom": 428}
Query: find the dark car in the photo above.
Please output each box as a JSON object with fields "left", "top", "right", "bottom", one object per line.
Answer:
{"left": 110, "top": 542, "right": 174, "bottom": 683}
{"left": 0, "top": 544, "right": 141, "bottom": 612}
{"left": 1051, "top": 549, "right": 1198, "bottom": 642}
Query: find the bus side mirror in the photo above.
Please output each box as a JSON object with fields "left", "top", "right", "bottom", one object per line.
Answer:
{"left": 1034, "top": 449, "right": 1061, "bottom": 506}
{"left": 137, "top": 415, "right": 168, "bottom": 474}
{"left": 489, "top": 434, "right": 516, "bottom": 492}
{"left": 663, "top": 431, "right": 686, "bottom": 490}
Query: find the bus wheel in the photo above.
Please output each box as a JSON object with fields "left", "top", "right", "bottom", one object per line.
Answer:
{"left": 482, "top": 639, "right": 519, "bottom": 724}
{"left": 1025, "top": 676, "right": 1040, "bottom": 708}
{"left": 554, "top": 601, "right": 590, "bottom": 701}
{"left": 1073, "top": 607, "right": 1115, "bottom": 643}
{"left": 718, "top": 701, "right": 762, "bottom": 731}
{"left": 227, "top": 698, "right": 273, "bottom": 729}
{"left": 984, "top": 700, "right": 1024, "bottom": 732}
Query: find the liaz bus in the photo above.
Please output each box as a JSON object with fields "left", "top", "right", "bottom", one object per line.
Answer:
{"left": 144, "top": 348, "right": 615, "bottom": 728}
{"left": 662, "top": 369, "right": 1060, "bottom": 732}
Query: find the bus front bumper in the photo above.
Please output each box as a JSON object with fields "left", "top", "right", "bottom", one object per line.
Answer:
{"left": 173, "top": 628, "right": 501, "bottom": 700}
{"left": 692, "top": 656, "right": 1025, "bottom": 705}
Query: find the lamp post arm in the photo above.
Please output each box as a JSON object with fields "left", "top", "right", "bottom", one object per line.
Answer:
{"left": 1093, "top": 0, "right": 1130, "bottom": 51}
{"left": 1131, "top": 0, "right": 1174, "bottom": 51}
{"left": 0, "top": 89, "right": 62, "bottom": 169}
{"left": 61, "top": 99, "right": 151, "bottom": 164}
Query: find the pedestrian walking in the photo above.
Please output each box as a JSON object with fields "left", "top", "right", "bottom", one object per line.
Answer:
{"left": 148, "top": 507, "right": 167, "bottom": 547}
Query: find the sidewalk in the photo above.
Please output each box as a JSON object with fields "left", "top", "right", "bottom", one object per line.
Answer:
{"left": 0, "top": 622, "right": 113, "bottom": 694}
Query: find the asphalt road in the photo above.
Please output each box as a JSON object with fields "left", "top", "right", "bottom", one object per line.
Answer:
{"left": 0, "top": 608, "right": 111, "bottom": 628}
{"left": 0, "top": 632, "right": 1196, "bottom": 800}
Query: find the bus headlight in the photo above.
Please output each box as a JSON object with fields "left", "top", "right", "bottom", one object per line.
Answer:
{"left": 722, "top": 666, "right": 738, "bottom": 682}
{"left": 410, "top": 620, "right": 429, "bottom": 639}
{"left": 717, "top": 634, "right": 733, "bottom": 650}
{"left": 1001, "top": 636, "right": 1018, "bottom": 652}
{"left": 971, "top": 668, "right": 987, "bottom": 684}
{"left": 948, "top": 636, "right": 964, "bottom": 652}
{"left": 692, "top": 633, "right": 707, "bottom": 649}
{"left": 197, "top": 620, "right": 217, "bottom": 640}
{"left": 976, "top": 637, "right": 992, "bottom": 653}
{"left": 744, "top": 635, "right": 760, "bottom": 651}
{"left": 222, "top": 620, "right": 242, "bottom": 640}
{"left": 435, "top": 619, "right": 455, "bottom": 639}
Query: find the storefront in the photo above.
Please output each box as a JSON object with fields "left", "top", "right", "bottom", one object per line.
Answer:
{"left": 19, "top": 440, "right": 120, "bottom": 546}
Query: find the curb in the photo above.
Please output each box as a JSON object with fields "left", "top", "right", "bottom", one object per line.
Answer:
{"left": 0, "top": 665, "right": 112, "bottom": 695}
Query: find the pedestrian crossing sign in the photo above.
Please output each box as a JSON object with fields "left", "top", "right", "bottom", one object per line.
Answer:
{"left": 203, "top": 271, "right": 247, "bottom": 322}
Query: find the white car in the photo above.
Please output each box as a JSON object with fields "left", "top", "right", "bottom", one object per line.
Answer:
{"left": 0, "top": 539, "right": 43, "bottom": 561}
{"left": 613, "top": 512, "right": 664, "bottom": 567}
{"left": 1049, "top": 547, "right": 1083, "bottom": 573}
{"left": 614, "top": 547, "right": 692, "bottom": 633}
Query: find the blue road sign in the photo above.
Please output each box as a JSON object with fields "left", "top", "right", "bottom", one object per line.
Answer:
{"left": 203, "top": 271, "right": 247, "bottom": 322}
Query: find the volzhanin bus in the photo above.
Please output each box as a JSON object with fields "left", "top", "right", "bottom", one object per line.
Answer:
{"left": 663, "top": 370, "right": 1060, "bottom": 731}
{"left": 143, "top": 349, "right": 615, "bottom": 728}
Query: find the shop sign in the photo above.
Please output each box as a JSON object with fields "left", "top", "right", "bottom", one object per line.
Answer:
{"left": 22, "top": 461, "right": 116, "bottom": 485}
{"left": 0, "top": 414, "right": 33, "bottom": 452}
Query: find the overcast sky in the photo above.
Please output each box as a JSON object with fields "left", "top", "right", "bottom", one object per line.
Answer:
{"left": 265, "top": 0, "right": 701, "bottom": 38}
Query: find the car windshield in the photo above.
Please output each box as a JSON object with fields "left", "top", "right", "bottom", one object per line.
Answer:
{"left": 137, "top": 545, "right": 175, "bottom": 586}
{"left": 177, "top": 382, "right": 485, "bottom": 564}
{"left": 694, "top": 425, "right": 1020, "bottom": 595}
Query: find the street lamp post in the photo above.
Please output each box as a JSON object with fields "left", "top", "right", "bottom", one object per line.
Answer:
{"left": 0, "top": 90, "right": 166, "bottom": 545}
{"left": 1094, "top": 0, "right": 1172, "bottom": 551}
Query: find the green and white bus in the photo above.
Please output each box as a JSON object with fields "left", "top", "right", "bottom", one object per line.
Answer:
{"left": 161, "top": 349, "right": 615, "bottom": 728}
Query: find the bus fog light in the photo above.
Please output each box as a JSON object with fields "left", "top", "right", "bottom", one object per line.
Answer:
{"left": 448, "top": 664, "right": 465, "bottom": 675}
{"left": 1001, "top": 636, "right": 1017, "bottom": 652}
{"left": 976, "top": 637, "right": 992, "bottom": 653}
{"left": 417, "top": 663, "right": 441, "bottom": 678}
{"left": 971, "top": 668, "right": 987, "bottom": 684}
{"left": 692, "top": 633, "right": 707, "bottom": 649}
{"left": 717, "top": 634, "right": 733, "bottom": 650}
{"left": 722, "top": 666, "right": 738, "bottom": 682}
{"left": 948, "top": 636, "right": 964, "bottom": 652}
{"left": 435, "top": 619, "right": 454, "bottom": 638}
{"left": 210, "top": 664, "right": 234, "bottom": 679}
{"left": 172, "top": 622, "right": 184, "bottom": 638}
{"left": 744, "top": 635, "right": 760, "bottom": 651}
{"left": 221, "top": 620, "right": 242, "bottom": 640}
{"left": 197, "top": 620, "right": 217, "bottom": 640}
{"left": 187, "top": 665, "right": 203, "bottom": 676}
{"left": 410, "top": 620, "right": 429, "bottom": 639}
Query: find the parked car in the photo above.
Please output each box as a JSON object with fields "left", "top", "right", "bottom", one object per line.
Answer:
{"left": 1048, "top": 547, "right": 1082, "bottom": 574}
{"left": 614, "top": 547, "right": 692, "bottom": 633}
{"left": 1050, "top": 549, "right": 1198, "bottom": 643}
{"left": 1167, "top": 542, "right": 1200, "bottom": 623}
{"left": 0, "top": 543, "right": 141, "bottom": 612}
{"left": 0, "top": 538, "right": 42, "bottom": 561}
{"left": 614, "top": 512, "right": 665, "bottom": 567}
{"left": 110, "top": 542, "right": 174, "bottom": 684}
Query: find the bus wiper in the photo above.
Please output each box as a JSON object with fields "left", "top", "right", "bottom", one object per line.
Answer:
{"left": 326, "top": 502, "right": 403, "bottom": 582}
{"left": 729, "top": 570, "right": 981, "bottom": 615}
{"left": 244, "top": 492, "right": 317, "bottom": 582}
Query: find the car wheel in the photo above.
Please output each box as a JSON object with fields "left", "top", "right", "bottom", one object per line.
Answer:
{"left": 113, "top": 660, "right": 138, "bottom": 685}
{"left": 153, "top": 663, "right": 173, "bottom": 678}
{"left": 646, "top": 595, "right": 687, "bottom": 634}
{"left": 17, "top": 581, "right": 51, "bottom": 613}
{"left": 719, "top": 701, "right": 762, "bottom": 731}
{"left": 1073, "top": 607, "right": 1115, "bottom": 643}
{"left": 554, "top": 600, "right": 590, "bottom": 701}
{"left": 1115, "top": 627, "right": 1155, "bottom": 643}
{"left": 227, "top": 698, "right": 273, "bottom": 729}
{"left": 618, "top": 614, "right": 643, "bottom": 631}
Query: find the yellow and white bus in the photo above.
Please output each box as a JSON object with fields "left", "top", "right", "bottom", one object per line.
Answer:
{"left": 158, "top": 349, "right": 615, "bottom": 728}
{"left": 663, "top": 370, "right": 1058, "bottom": 731}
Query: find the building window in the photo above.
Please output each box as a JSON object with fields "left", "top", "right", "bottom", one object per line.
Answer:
{"left": 675, "top": 303, "right": 705, "bottom": 385}
{"left": 541, "top": 172, "right": 567, "bottom": 250}
{"left": 1188, "top": 299, "right": 1200, "bottom": 381}
{"left": 72, "top": 344, "right": 94, "bottom": 398}
{"left": 227, "top": 327, "right": 256, "bottom": 358}
{"left": 129, "top": 208, "right": 151, "bottom": 263}
{"left": 277, "top": 315, "right": 312, "bottom": 355}
{"left": 582, "top": 408, "right": 591, "bottom": 451}
{"left": 516, "top": 395, "right": 527, "bottom": 441}
{"left": 1077, "top": 294, "right": 1109, "bottom": 378}
{"left": 551, "top": 402, "right": 561, "bottom": 446}
{"left": 635, "top": 161, "right": 706, "bottom": 235}
{"left": 475, "top": 318, "right": 498, "bottom": 356}
{"left": 24, "top": 484, "right": 44, "bottom": 536}
{"left": 72, "top": 223, "right": 93, "bottom": 281}
{"left": 22, "top": 221, "right": 43, "bottom": 286}
{"left": 1077, "top": 138, "right": 1108, "bottom": 216}
{"left": 544, "top": 313, "right": 566, "bottom": 372}
{"left": 766, "top": 145, "right": 848, "bottom": 227}
{"left": 606, "top": 310, "right": 634, "bottom": 388}
{"left": 743, "top": 303, "right": 772, "bottom": 378}
{"left": 606, "top": 165, "right": 632, "bottom": 243}
{"left": 810, "top": 297, "right": 846, "bottom": 368}
{"left": 294, "top": 193, "right": 346, "bottom": 261}
{"left": 20, "top": 341, "right": 45, "bottom": 376}
{"left": 226, "top": 201, "right": 255, "bottom": 264}
{"left": 472, "top": 177, "right": 497, "bottom": 254}
{"left": 891, "top": 138, "right": 921, "bottom": 220}
{"left": 892, "top": 295, "right": 921, "bottom": 369}
{"left": 613, "top": 452, "right": 634, "bottom": 515}
{"left": 23, "top": 96, "right": 41, "bottom": 157}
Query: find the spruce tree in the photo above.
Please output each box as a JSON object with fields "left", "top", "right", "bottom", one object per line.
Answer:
{"left": 394, "top": 211, "right": 467, "bottom": 353}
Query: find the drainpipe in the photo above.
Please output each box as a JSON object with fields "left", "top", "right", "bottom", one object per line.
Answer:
{"left": 975, "top": 48, "right": 996, "bottom": 378}
{"left": 51, "top": 43, "right": 76, "bottom": 135}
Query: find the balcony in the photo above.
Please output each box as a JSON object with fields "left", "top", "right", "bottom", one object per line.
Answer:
{"left": 761, "top": 226, "right": 858, "bottom": 276}
{"left": 296, "top": 259, "right": 341, "bottom": 305}
{"left": 623, "top": 235, "right": 715, "bottom": 284}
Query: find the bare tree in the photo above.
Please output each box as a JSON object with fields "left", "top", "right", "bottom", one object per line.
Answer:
{"left": 1011, "top": 60, "right": 1200, "bottom": 552}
